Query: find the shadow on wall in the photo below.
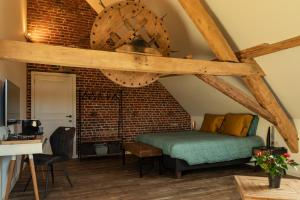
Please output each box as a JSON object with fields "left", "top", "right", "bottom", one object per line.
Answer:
{"left": 142, "top": 0, "right": 212, "bottom": 59}
{"left": 200, "top": 0, "right": 239, "bottom": 52}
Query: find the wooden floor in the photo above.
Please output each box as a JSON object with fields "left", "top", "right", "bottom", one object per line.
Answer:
{"left": 11, "top": 156, "right": 268, "bottom": 200}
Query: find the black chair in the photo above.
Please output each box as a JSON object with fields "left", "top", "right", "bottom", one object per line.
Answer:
{"left": 24, "top": 127, "right": 75, "bottom": 198}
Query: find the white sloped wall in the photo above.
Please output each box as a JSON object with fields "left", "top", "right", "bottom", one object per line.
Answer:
{"left": 144, "top": 0, "right": 300, "bottom": 175}
{"left": 0, "top": 0, "right": 27, "bottom": 197}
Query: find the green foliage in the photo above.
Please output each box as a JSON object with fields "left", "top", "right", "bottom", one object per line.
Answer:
{"left": 252, "top": 151, "right": 298, "bottom": 176}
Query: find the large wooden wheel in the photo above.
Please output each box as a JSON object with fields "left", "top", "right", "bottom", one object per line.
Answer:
{"left": 90, "top": 1, "right": 170, "bottom": 87}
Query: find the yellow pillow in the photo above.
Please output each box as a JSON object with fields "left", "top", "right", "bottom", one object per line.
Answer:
{"left": 200, "top": 114, "right": 225, "bottom": 133}
{"left": 219, "top": 114, "right": 253, "bottom": 137}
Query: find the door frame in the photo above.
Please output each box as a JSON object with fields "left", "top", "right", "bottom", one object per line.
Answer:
{"left": 31, "top": 72, "right": 77, "bottom": 157}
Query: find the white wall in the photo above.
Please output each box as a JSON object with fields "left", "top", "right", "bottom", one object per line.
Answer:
{"left": 154, "top": 0, "right": 300, "bottom": 176}
{"left": 0, "top": 0, "right": 27, "bottom": 198}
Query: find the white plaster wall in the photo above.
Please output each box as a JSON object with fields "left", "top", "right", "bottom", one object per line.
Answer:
{"left": 0, "top": 0, "right": 27, "bottom": 198}
{"left": 155, "top": 0, "right": 300, "bottom": 176}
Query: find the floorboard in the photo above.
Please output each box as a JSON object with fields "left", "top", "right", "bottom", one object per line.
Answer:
{"left": 10, "top": 156, "right": 275, "bottom": 200}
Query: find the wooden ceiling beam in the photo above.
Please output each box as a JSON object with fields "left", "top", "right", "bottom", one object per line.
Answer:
{"left": 196, "top": 75, "right": 276, "bottom": 124}
{"left": 237, "top": 35, "right": 300, "bottom": 59}
{"left": 243, "top": 72, "right": 299, "bottom": 152}
{"left": 0, "top": 40, "right": 263, "bottom": 76}
{"left": 85, "top": 0, "right": 134, "bottom": 13}
{"left": 179, "top": 0, "right": 299, "bottom": 152}
{"left": 85, "top": 0, "right": 103, "bottom": 13}
{"left": 179, "top": 0, "right": 239, "bottom": 62}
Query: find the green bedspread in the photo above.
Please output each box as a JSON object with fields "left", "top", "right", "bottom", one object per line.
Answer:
{"left": 136, "top": 131, "right": 264, "bottom": 165}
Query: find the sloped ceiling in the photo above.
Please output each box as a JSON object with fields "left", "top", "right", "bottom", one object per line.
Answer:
{"left": 140, "top": 0, "right": 300, "bottom": 118}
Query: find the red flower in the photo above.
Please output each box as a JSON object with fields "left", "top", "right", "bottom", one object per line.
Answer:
{"left": 283, "top": 153, "right": 290, "bottom": 158}
{"left": 256, "top": 151, "right": 263, "bottom": 157}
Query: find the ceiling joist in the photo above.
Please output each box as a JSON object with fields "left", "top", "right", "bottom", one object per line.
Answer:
{"left": 179, "top": 0, "right": 238, "bottom": 62}
{"left": 0, "top": 40, "right": 263, "bottom": 76}
{"left": 243, "top": 73, "right": 299, "bottom": 152}
{"left": 196, "top": 75, "right": 276, "bottom": 124}
{"left": 179, "top": 0, "right": 299, "bottom": 152}
{"left": 237, "top": 35, "right": 300, "bottom": 59}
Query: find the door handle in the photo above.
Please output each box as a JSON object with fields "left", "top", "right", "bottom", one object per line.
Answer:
{"left": 66, "top": 115, "right": 72, "bottom": 118}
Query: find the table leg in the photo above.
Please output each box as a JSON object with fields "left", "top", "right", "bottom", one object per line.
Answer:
{"left": 19, "top": 155, "right": 25, "bottom": 180}
{"left": 28, "top": 154, "right": 40, "bottom": 200}
{"left": 4, "top": 156, "right": 16, "bottom": 200}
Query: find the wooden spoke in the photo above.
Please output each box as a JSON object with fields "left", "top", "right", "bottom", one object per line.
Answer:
{"left": 0, "top": 40, "right": 263, "bottom": 76}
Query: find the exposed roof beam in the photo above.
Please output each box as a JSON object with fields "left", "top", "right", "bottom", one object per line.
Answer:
{"left": 237, "top": 35, "right": 300, "bottom": 59}
{"left": 196, "top": 75, "right": 276, "bottom": 124}
{"left": 179, "top": 0, "right": 239, "bottom": 62}
{"left": 243, "top": 72, "right": 299, "bottom": 152}
{"left": 0, "top": 40, "right": 263, "bottom": 76}
{"left": 85, "top": 0, "right": 103, "bottom": 13}
{"left": 85, "top": 0, "right": 134, "bottom": 13}
{"left": 179, "top": 0, "right": 299, "bottom": 152}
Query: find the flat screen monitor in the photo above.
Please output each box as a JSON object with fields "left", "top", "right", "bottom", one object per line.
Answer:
{"left": 0, "top": 79, "right": 5, "bottom": 126}
{"left": 2, "top": 80, "right": 20, "bottom": 126}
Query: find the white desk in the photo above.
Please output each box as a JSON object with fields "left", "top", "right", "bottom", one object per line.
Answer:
{"left": 0, "top": 140, "right": 42, "bottom": 200}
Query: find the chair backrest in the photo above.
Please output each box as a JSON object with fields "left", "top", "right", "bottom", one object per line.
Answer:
{"left": 50, "top": 127, "right": 75, "bottom": 159}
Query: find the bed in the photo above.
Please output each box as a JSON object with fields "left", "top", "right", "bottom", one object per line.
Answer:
{"left": 136, "top": 130, "right": 264, "bottom": 177}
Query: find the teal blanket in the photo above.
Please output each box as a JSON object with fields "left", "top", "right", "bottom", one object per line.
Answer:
{"left": 136, "top": 131, "right": 264, "bottom": 165}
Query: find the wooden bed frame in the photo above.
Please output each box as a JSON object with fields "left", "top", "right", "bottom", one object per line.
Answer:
{"left": 162, "top": 155, "right": 251, "bottom": 178}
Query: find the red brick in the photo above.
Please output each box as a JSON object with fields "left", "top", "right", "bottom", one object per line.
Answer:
{"left": 27, "top": 0, "right": 191, "bottom": 143}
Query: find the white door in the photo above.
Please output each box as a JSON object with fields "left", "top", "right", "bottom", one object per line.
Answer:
{"left": 31, "top": 72, "right": 76, "bottom": 157}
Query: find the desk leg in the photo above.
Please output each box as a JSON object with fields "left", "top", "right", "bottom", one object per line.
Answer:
{"left": 28, "top": 154, "right": 40, "bottom": 200}
{"left": 19, "top": 155, "right": 25, "bottom": 180}
{"left": 4, "top": 156, "right": 16, "bottom": 200}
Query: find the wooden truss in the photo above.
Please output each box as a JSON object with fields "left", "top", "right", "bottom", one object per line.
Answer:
{"left": 179, "top": 0, "right": 299, "bottom": 152}
{"left": 0, "top": 0, "right": 299, "bottom": 152}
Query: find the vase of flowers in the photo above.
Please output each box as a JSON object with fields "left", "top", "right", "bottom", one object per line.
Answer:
{"left": 252, "top": 151, "right": 298, "bottom": 188}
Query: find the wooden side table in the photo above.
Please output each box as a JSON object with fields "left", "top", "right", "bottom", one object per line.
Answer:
{"left": 0, "top": 139, "right": 43, "bottom": 200}
{"left": 234, "top": 175, "right": 300, "bottom": 200}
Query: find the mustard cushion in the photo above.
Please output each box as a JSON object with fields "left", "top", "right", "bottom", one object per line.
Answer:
{"left": 219, "top": 114, "right": 253, "bottom": 137}
{"left": 200, "top": 114, "right": 225, "bottom": 133}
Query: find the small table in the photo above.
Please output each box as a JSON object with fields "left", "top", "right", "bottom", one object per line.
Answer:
{"left": 123, "top": 142, "right": 162, "bottom": 177}
{"left": 234, "top": 175, "right": 300, "bottom": 200}
{"left": 0, "top": 138, "right": 43, "bottom": 200}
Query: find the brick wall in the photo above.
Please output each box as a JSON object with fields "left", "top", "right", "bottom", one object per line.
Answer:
{"left": 27, "top": 0, "right": 191, "bottom": 143}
